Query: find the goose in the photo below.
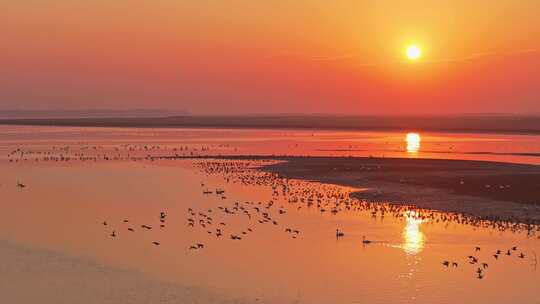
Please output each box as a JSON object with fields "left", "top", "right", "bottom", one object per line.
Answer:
{"left": 362, "top": 236, "right": 372, "bottom": 244}
{"left": 336, "top": 229, "right": 345, "bottom": 238}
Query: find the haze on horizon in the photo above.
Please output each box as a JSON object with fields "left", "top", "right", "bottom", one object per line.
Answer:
{"left": 2, "top": 1, "right": 540, "bottom": 115}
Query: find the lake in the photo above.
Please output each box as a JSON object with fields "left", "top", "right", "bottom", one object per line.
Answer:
{"left": 1, "top": 125, "right": 539, "bottom": 304}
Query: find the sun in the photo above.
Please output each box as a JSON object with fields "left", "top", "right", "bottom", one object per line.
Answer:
{"left": 406, "top": 45, "right": 422, "bottom": 60}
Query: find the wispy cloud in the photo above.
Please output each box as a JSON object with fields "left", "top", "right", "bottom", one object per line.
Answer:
{"left": 294, "top": 48, "right": 540, "bottom": 67}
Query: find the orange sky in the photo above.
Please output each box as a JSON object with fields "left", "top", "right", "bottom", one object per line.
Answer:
{"left": 2, "top": 1, "right": 540, "bottom": 114}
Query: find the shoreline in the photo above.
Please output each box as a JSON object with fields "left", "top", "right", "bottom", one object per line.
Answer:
{"left": 216, "top": 155, "right": 540, "bottom": 223}
{"left": 2, "top": 115, "right": 540, "bottom": 135}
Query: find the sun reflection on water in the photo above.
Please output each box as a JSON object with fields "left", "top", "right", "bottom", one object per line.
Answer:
{"left": 402, "top": 212, "right": 425, "bottom": 255}
{"left": 406, "top": 133, "right": 421, "bottom": 153}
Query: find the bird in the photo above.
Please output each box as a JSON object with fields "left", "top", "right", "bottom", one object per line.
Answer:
{"left": 152, "top": 241, "right": 160, "bottom": 246}
{"left": 128, "top": 228, "right": 134, "bottom": 232}
{"left": 362, "top": 236, "right": 372, "bottom": 244}
{"left": 475, "top": 247, "right": 481, "bottom": 252}
{"left": 111, "top": 231, "right": 116, "bottom": 237}
{"left": 482, "top": 263, "right": 488, "bottom": 269}
{"left": 336, "top": 229, "right": 344, "bottom": 238}
{"left": 519, "top": 252, "right": 525, "bottom": 258}
{"left": 442, "top": 261, "right": 450, "bottom": 267}
{"left": 452, "top": 262, "right": 458, "bottom": 267}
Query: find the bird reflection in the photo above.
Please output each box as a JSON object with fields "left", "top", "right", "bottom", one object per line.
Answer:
{"left": 402, "top": 212, "right": 425, "bottom": 255}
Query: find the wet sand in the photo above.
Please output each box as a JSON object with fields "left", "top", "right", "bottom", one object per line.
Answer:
{"left": 257, "top": 156, "right": 540, "bottom": 223}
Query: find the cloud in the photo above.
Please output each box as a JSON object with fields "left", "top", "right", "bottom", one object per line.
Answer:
{"left": 280, "top": 48, "right": 540, "bottom": 66}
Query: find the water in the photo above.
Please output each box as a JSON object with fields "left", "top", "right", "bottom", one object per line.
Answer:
{"left": 0, "top": 125, "right": 539, "bottom": 303}
{"left": 2, "top": 125, "right": 540, "bottom": 164}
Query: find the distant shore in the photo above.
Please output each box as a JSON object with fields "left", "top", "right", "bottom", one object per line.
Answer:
{"left": 2, "top": 115, "right": 540, "bottom": 134}
{"left": 250, "top": 156, "right": 540, "bottom": 223}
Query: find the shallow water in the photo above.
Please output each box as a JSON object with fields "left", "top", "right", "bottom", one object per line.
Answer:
{"left": 2, "top": 125, "right": 540, "bottom": 164}
{"left": 1, "top": 125, "right": 539, "bottom": 303}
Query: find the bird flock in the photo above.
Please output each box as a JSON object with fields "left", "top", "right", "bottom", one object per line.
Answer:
{"left": 96, "top": 158, "right": 540, "bottom": 253}
{"left": 6, "top": 145, "right": 539, "bottom": 281}
{"left": 442, "top": 245, "right": 527, "bottom": 279}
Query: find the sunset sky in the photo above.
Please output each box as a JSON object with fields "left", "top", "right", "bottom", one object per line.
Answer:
{"left": 2, "top": 1, "right": 540, "bottom": 114}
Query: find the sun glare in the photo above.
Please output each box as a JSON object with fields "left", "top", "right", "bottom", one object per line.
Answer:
{"left": 406, "top": 132, "right": 421, "bottom": 153}
{"left": 402, "top": 212, "right": 425, "bottom": 255}
{"left": 406, "top": 45, "right": 422, "bottom": 60}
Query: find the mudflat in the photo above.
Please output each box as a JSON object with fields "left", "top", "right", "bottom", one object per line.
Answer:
{"left": 258, "top": 156, "right": 540, "bottom": 223}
